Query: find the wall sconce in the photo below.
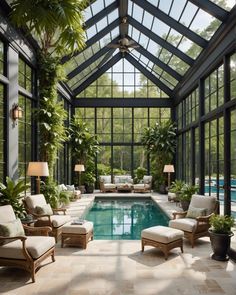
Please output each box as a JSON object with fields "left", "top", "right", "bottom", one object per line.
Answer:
{"left": 12, "top": 104, "right": 23, "bottom": 121}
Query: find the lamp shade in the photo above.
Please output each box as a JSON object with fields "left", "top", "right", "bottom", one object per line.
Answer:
{"left": 27, "top": 162, "right": 49, "bottom": 177}
{"left": 163, "top": 165, "right": 175, "bottom": 173}
{"left": 74, "top": 164, "right": 85, "bottom": 172}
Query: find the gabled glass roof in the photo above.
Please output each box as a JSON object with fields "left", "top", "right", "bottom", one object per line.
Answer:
{"left": 63, "top": 0, "right": 235, "bottom": 98}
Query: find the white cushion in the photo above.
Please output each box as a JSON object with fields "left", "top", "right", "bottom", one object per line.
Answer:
{"left": 24, "top": 194, "right": 47, "bottom": 210}
{"left": 66, "top": 185, "right": 75, "bottom": 191}
{"left": 190, "top": 195, "right": 217, "bottom": 215}
{"left": 141, "top": 226, "right": 183, "bottom": 244}
{"left": 62, "top": 221, "right": 93, "bottom": 234}
{"left": 0, "top": 236, "right": 55, "bottom": 259}
{"left": 100, "top": 176, "right": 111, "bottom": 184}
{"left": 104, "top": 183, "right": 116, "bottom": 189}
{"left": 133, "top": 184, "right": 145, "bottom": 189}
{"left": 0, "top": 205, "right": 16, "bottom": 222}
{"left": 169, "top": 218, "right": 198, "bottom": 232}
{"left": 116, "top": 183, "right": 133, "bottom": 188}
{"left": 50, "top": 215, "right": 71, "bottom": 227}
{"left": 0, "top": 219, "right": 25, "bottom": 237}
{"left": 143, "top": 176, "right": 152, "bottom": 184}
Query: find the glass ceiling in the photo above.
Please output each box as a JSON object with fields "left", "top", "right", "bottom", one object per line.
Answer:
{"left": 63, "top": 0, "right": 235, "bottom": 98}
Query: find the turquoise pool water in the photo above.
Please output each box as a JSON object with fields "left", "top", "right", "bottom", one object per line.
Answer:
{"left": 84, "top": 197, "right": 169, "bottom": 240}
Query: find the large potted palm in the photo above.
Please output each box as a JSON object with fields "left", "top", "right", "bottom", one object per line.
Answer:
{"left": 69, "top": 116, "right": 100, "bottom": 188}
{"left": 141, "top": 120, "right": 176, "bottom": 193}
{"left": 10, "top": 0, "right": 86, "bottom": 180}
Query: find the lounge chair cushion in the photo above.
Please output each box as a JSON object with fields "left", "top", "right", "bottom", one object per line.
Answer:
{"left": 190, "top": 195, "right": 217, "bottom": 215}
{"left": 141, "top": 226, "right": 183, "bottom": 244}
{"left": 51, "top": 215, "right": 71, "bottom": 227}
{"left": 169, "top": 218, "right": 197, "bottom": 232}
{"left": 100, "top": 176, "right": 112, "bottom": 184}
{"left": 62, "top": 221, "right": 93, "bottom": 235}
{"left": 0, "top": 205, "right": 16, "bottom": 222}
{"left": 103, "top": 183, "right": 116, "bottom": 189}
{"left": 0, "top": 236, "right": 55, "bottom": 259}
{"left": 24, "top": 194, "right": 47, "bottom": 210}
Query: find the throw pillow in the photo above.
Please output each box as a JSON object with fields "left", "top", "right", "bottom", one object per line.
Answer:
{"left": 35, "top": 204, "right": 53, "bottom": 215}
{"left": 0, "top": 218, "right": 25, "bottom": 237}
{"left": 186, "top": 206, "right": 207, "bottom": 219}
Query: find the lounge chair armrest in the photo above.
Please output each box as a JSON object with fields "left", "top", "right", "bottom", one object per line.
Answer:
{"left": 0, "top": 235, "right": 27, "bottom": 242}
{"left": 172, "top": 211, "right": 187, "bottom": 219}
{"left": 196, "top": 214, "right": 212, "bottom": 223}
{"left": 53, "top": 208, "right": 66, "bottom": 215}
{"left": 23, "top": 225, "right": 52, "bottom": 236}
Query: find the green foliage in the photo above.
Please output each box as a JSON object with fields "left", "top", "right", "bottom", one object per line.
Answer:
{"left": 83, "top": 172, "right": 96, "bottom": 185}
{"left": 40, "top": 181, "right": 60, "bottom": 209}
{"left": 69, "top": 116, "right": 100, "bottom": 178}
{"left": 113, "top": 169, "right": 127, "bottom": 176}
{"left": 210, "top": 214, "right": 235, "bottom": 234}
{"left": 169, "top": 180, "right": 185, "bottom": 194}
{"left": 141, "top": 120, "right": 176, "bottom": 190}
{"left": 97, "top": 164, "right": 111, "bottom": 176}
{"left": 0, "top": 177, "right": 30, "bottom": 218}
{"left": 10, "top": 0, "right": 87, "bottom": 56}
{"left": 179, "top": 184, "right": 199, "bottom": 202}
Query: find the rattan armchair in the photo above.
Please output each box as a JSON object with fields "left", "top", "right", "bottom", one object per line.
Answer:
{"left": 169, "top": 194, "right": 219, "bottom": 247}
{"left": 23, "top": 194, "right": 71, "bottom": 242}
{"left": 0, "top": 205, "right": 55, "bottom": 282}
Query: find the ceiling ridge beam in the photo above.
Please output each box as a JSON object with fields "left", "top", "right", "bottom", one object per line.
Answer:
{"left": 129, "top": 17, "right": 194, "bottom": 66}
{"left": 125, "top": 54, "right": 173, "bottom": 97}
{"left": 73, "top": 53, "right": 122, "bottom": 96}
{"left": 85, "top": 1, "right": 118, "bottom": 29}
{"left": 188, "top": 0, "right": 229, "bottom": 21}
{"left": 135, "top": 45, "right": 182, "bottom": 81}
{"left": 132, "top": 0, "right": 208, "bottom": 48}
{"left": 119, "top": 0, "right": 128, "bottom": 38}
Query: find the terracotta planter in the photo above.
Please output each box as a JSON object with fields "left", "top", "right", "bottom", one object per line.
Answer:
{"left": 209, "top": 229, "right": 234, "bottom": 261}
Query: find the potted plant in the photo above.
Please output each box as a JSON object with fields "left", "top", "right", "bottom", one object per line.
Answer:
{"left": 209, "top": 214, "right": 235, "bottom": 261}
{"left": 169, "top": 180, "right": 185, "bottom": 202}
{"left": 0, "top": 177, "right": 30, "bottom": 218}
{"left": 134, "top": 167, "right": 147, "bottom": 184}
{"left": 179, "top": 184, "right": 198, "bottom": 211}
{"left": 84, "top": 171, "right": 96, "bottom": 194}
{"left": 141, "top": 120, "right": 176, "bottom": 193}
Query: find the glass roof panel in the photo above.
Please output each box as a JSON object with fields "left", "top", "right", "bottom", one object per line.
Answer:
{"left": 158, "top": 0, "right": 173, "bottom": 14}
{"left": 190, "top": 9, "right": 221, "bottom": 40}
{"left": 133, "top": 3, "right": 144, "bottom": 23}
{"left": 91, "top": 0, "right": 104, "bottom": 16}
{"left": 169, "top": 0, "right": 187, "bottom": 21}
{"left": 152, "top": 18, "right": 170, "bottom": 37}
{"left": 108, "top": 8, "right": 119, "bottom": 24}
{"left": 179, "top": 2, "right": 199, "bottom": 27}
{"left": 209, "top": 0, "right": 235, "bottom": 11}
{"left": 143, "top": 11, "right": 154, "bottom": 30}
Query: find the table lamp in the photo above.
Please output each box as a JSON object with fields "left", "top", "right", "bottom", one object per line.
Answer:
{"left": 163, "top": 164, "right": 175, "bottom": 189}
{"left": 74, "top": 164, "right": 85, "bottom": 186}
{"left": 27, "top": 162, "right": 49, "bottom": 194}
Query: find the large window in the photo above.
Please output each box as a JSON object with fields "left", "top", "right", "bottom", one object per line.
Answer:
{"left": 204, "top": 64, "right": 224, "bottom": 114}
{"left": 231, "top": 109, "right": 236, "bottom": 217}
{"left": 0, "top": 84, "right": 5, "bottom": 182}
{"left": 230, "top": 53, "right": 236, "bottom": 100}
{"left": 204, "top": 118, "right": 224, "bottom": 211}
{"left": 76, "top": 107, "right": 170, "bottom": 176}
{"left": 76, "top": 59, "right": 169, "bottom": 98}
{"left": 18, "top": 58, "right": 33, "bottom": 92}
{"left": 18, "top": 95, "right": 32, "bottom": 182}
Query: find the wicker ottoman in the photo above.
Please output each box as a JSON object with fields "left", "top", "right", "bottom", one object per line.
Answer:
{"left": 141, "top": 225, "right": 184, "bottom": 260}
{"left": 61, "top": 221, "right": 93, "bottom": 249}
